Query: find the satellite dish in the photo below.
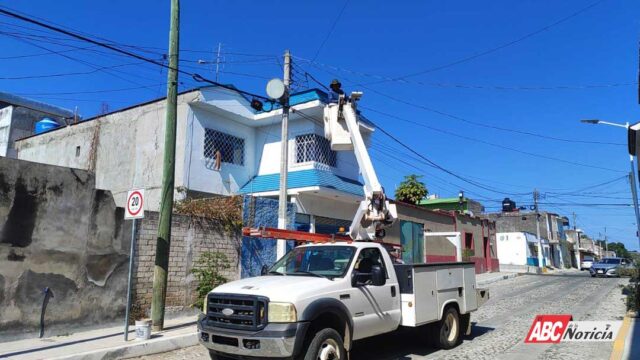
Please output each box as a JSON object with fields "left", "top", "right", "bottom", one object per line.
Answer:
{"left": 266, "top": 78, "right": 285, "bottom": 100}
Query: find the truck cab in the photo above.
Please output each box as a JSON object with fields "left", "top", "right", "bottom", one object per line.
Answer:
{"left": 197, "top": 241, "right": 488, "bottom": 359}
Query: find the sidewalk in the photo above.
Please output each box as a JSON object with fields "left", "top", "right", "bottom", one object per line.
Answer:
{"left": 0, "top": 316, "right": 198, "bottom": 360}
{"left": 476, "top": 271, "right": 519, "bottom": 286}
{"left": 611, "top": 316, "right": 640, "bottom": 360}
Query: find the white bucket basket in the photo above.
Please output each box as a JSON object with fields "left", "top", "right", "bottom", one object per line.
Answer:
{"left": 135, "top": 319, "right": 152, "bottom": 340}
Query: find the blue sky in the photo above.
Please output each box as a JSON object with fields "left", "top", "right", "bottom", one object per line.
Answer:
{"left": 1, "top": 0, "right": 640, "bottom": 250}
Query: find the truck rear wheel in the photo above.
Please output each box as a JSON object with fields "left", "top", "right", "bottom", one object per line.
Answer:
{"left": 302, "top": 328, "right": 346, "bottom": 360}
{"left": 436, "top": 307, "right": 461, "bottom": 349}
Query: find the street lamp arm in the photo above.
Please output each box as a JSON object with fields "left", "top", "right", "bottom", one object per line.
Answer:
{"left": 580, "top": 119, "right": 628, "bottom": 129}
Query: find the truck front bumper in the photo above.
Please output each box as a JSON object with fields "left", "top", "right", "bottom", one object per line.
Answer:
{"left": 197, "top": 314, "right": 309, "bottom": 359}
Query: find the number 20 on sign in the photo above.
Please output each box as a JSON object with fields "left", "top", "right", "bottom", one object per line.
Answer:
{"left": 125, "top": 189, "right": 145, "bottom": 220}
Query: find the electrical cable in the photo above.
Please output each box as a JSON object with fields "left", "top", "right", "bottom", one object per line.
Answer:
{"left": 364, "top": 0, "right": 608, "bottom": 84}
{"left": 0, "top": 7, "right": 271, "bottom": 101}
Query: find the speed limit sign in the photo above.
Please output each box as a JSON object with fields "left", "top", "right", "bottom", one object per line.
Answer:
{"left": 125, "top": 189, "right": 145, "bottom": 219}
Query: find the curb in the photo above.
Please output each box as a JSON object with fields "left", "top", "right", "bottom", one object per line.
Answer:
{"left": 477, "top": 273, "right": 519, "bottom": 286}
{"left": 610, "top": 316, "right": 632, "bottom": 360}
{"left": 49, "top": 331, "right": 198, "bottom": 360}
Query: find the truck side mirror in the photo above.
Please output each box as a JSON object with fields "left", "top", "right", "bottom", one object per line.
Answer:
{"left": 260, "top": 265, "right": 269, "bottom": 276}
{"left": 371, "top": 265, "right": 386, "bottom": 286}
{"left": 351, "top": 265, "right": 386, "bottom": 287}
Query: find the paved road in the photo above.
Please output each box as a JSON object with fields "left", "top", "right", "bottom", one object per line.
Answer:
{"left": 137, "top": 272, "right": 628, "bottom": 360}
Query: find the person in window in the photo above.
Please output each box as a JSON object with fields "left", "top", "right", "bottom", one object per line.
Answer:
{"left": 214, "top": 149, "right": 221, "bottom": 171}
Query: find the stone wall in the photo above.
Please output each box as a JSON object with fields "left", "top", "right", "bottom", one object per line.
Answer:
{"left": 132, "top": 211, "right": 241, "bottom": 313}
{"left": 0, "top": 157, "right": 130, "bottom": 338}
{"left": 0, "top": 157, "right": 242, "bottom": 338}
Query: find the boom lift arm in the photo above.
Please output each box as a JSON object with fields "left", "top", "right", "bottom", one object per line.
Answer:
{"left": 323, "top": 92, "right": 397, "bottom": 241}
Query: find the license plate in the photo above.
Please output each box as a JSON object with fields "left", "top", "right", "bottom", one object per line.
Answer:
{"left": 597, "top": 270, "right": 603, "bottom": 273}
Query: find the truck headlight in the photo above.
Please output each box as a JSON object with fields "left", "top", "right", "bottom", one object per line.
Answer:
{"left": 268, "top": 302, "right": 297, "bottom": 323}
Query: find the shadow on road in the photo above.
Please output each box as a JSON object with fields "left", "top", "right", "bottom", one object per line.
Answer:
{"left": 350, "top": 323, "right": 495, "bottom": 360}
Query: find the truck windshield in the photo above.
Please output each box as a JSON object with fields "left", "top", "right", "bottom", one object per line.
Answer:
{"left": 268, "top": 246, "right": 356, "bottom": 280}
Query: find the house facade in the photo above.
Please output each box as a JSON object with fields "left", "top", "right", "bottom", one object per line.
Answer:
{"left": 487, "top": 211, "right": 569, "bottom": 269}
{"left": 15, "top": 86, "right": 368, "bottom": 236}
{"left": 0, "top": 92, "right": 73, "bottom": 159}
{"left": 385, "top": 201, "right": 499, "bottom": 274}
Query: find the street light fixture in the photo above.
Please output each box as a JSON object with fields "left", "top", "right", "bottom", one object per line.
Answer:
{"left": 580, "top": 118, "right": 640, "bottom": 253}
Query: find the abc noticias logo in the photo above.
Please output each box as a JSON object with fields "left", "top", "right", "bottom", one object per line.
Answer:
{"left": 524, "top": 315, "right": 623, "bottom": 343}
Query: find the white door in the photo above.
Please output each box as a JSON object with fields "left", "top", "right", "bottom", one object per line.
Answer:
{"left": 349, "top": 247, "right": 401, "bottom": 340}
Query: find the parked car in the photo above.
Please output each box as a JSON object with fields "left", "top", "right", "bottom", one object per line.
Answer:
{"left": 589, "top": 257, "right": 631, "bottom": 277}
{"left": 580, "top": 256, "right": 595, "bottom": 271}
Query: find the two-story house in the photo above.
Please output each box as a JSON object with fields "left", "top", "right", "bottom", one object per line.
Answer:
{"left": 14, "top": 86, "right": 369, "bottom": 233}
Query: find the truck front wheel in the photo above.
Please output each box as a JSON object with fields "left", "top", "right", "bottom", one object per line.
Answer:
{"left": 436, "top": 307, "right": 461, "bottom": 349}
{"left": 301, "top": 328, "right": 346, "bottom": 360}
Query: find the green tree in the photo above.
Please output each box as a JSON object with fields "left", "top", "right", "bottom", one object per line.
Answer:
{"left": 607, "top": 242, "right": 630, "bottom": 258}
{"left": 395, "top": 174, "right": 428, "bottom": 204}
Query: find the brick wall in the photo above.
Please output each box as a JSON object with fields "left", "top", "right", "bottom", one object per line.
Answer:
{"left": 132, "top": 211, "right": 240, "bottom": 313}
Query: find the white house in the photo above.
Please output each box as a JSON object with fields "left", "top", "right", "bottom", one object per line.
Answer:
{"left": 15, "top": 86, "right": 372, "bottom": 234}
{"left": 496, "top": 231, "right": 550, "bottom": 273}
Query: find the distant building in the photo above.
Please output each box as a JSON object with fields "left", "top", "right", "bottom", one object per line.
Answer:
{"left": 0, "top": 92, "right": 74, "bottom": 158}
{"left": 418, "top": 196, "right": 485, "bottom": 215}
{"left": 486, "top": 211, "right": 570, "bottom": 269}
{"left": 386, "top": 201, "right": 499, "bottom": 274}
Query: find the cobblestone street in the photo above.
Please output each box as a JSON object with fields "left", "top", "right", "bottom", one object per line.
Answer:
{"left": 136, "top": 271, "right": 629, "bottom": 360}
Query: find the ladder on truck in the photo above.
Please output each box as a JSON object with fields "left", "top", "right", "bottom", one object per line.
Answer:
{"left": 242, "top": 226, "right": 401, "bottom": 252}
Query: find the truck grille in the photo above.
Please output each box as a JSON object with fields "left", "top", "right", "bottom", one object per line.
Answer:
{"left": 206, "top": 293, "right": 268, "bottom": 331}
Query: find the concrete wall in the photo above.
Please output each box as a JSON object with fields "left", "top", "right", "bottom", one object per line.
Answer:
{"left": 16, "top": 92, "right": 196, "bottom": 212}
{"left": 0, "top": 157, "right": 130, "bottom": 337}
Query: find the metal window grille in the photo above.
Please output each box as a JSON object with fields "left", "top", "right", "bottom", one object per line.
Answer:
{"left": 294, "top": 134, "right": 336, "bottom": 167}
{"left": 204, "top": 128, "right": 245, "bottom": 166}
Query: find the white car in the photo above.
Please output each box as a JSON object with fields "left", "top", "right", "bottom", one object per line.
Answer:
{"left": 197, "top": 241, "right": 489, "bottom": 359}
{"left": 580, "top": 256, "right": 595, "bottom": 271}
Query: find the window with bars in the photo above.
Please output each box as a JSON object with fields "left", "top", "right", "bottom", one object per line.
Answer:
{"left": 294, "top": 133, "right": 337, "bottom": 167}
{"left": 204, "top": 128, "right": 245, "bottom": 166}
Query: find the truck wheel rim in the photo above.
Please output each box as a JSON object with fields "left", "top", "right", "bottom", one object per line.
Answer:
{"left": 318, "top": 338, "right": 340, "bottom": 360}
{"left": 445, "top": 313, "right": 458, "bottom": 342}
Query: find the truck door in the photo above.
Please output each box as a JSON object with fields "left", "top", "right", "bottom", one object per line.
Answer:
{"left": 350, "top": 247, "right": 401, "bottom": 340}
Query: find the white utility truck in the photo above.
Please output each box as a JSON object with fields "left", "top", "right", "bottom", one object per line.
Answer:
{"left": 197, "top": 89, "right": 490, "bottom": 360}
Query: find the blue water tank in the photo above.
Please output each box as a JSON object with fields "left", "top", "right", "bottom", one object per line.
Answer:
{"left": 35, "top": 118, "right": 60, "bottom": 134}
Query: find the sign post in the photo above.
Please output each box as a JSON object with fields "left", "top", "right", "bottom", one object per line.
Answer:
{"left": 124, "top": 189, "right": 145, "bottom": 341}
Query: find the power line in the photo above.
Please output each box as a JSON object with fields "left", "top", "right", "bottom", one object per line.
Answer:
{"left": 302, "top": 64, "right": 625, "bottom": 146}
{"left": 0, "top": 7, "right": 271, "bottom": 101}
{"left": 297, "top": 57, "right": 635, "bottom": 92}
{"left": 0, "top": 61, "right": 145, "bottom": 79}
{"left": 363, "top": 106, "right": 626, "bottom": 172}
{"left": 365, "top": 0, "right": 608, "bottom": 84}
{"left": 311, "top": 0, "right": 350, "bottom": 62}
{"left": 12, "top": 84, "right": 166, "bottom": 96}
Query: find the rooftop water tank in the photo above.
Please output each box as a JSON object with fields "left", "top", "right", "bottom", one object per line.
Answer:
{"left": 35, "top": 118, "right": 60, "bottom": 134}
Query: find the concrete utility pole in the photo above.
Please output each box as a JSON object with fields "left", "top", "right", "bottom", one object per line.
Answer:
{"left": 604, "top": 227, "right": 608, "bottom": 254}
{"left": 277, "top": 50, "right": 291, "bottom": 259}
{"left": 534, "top": 190, "right": 544, "bottom": 270}
{"left": 574, "top": 215, "right": 580, "bottom": 267}
{"left": 215, "top": 42, "right": 222, "bottom": 82}
{"left": 151, "top": 0, "right": 179, "bottom": 332}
